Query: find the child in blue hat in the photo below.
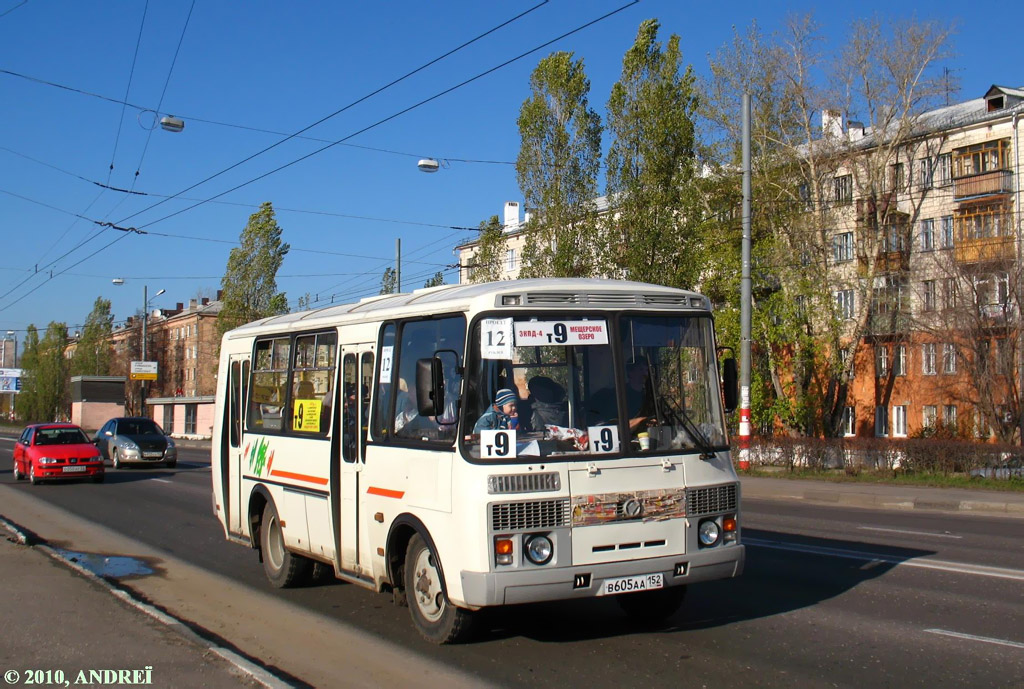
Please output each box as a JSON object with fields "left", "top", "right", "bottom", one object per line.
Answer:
{"left": 473, "top": 388, "right": 519, "bottom": 432}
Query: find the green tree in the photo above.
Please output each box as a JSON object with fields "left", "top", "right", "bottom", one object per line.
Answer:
{"left": 516, "top": 51, "right": 602, "bottom": 278}
{"left": 71, "top": 297, "right": 114, "bottom": 376}
{"left": 217, "top": 202, "right": 290, "bottom": 336}
{"left": 380, "top": 267, "right": 397, "bottom": 294}
{"left": 604, "top": 19, "right": 703, "bottom": 287}
{"left": 468, "top": 215, "right": 508, "bottom": 283}
{"left": 423, "top": 271, "right": 445, "bottom": 288}
{"left": 19, "top": 322, "right": 69, "bottom": 422}
{"left": 16, "top": 325, "right": 40, "bottom": 422}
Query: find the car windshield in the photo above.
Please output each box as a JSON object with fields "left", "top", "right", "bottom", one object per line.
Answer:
{"left": 119, "top": 420, "right": 162, "bottom": 436}
{"left": 35, "top": 428, "right": 90, "bottom": 445}
{"left": 462, "top": 314, "right": 727, "bottom": 461}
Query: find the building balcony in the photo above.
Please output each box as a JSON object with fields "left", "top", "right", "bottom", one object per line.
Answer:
{"left": 953, "top": 169, "right": 1013, "bottom": 202}
{"left": 954, "top": 236, "right": 1016, "bottom": 265}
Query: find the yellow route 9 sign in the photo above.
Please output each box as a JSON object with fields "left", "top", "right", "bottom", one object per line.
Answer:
{"left": 292, "top": 398, "right": 322, "bottom": 432}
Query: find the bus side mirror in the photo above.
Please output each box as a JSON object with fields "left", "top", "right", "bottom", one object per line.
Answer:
{"left": 416, "top": 357, "right": 445, "bottom": 416}
{"left": 722, "top": 358, "right": 738, "bottom": 413}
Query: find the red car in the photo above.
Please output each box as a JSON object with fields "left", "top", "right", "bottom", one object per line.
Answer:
{"left": 12, "top": 423, "right": 105, "bottom": 485}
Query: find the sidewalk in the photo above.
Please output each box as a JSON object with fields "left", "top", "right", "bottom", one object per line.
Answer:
{"left": 741, "top": 474, "right": 1024, "bottom": 518}
{"left": 0, "top": 527, "right": 268, "bottom": 689}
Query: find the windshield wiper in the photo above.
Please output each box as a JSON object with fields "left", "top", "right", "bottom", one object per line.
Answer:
{"left": 658, "top": 395, "right": 715, "bottom": 459}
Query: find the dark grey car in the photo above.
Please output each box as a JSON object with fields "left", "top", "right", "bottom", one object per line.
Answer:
{"left": 94, "top": 417, "right": 177, "bottom": 469}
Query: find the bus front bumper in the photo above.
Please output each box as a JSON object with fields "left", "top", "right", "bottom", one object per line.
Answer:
{"left": 458, "top": 544, "right": 744, "bottom": 608}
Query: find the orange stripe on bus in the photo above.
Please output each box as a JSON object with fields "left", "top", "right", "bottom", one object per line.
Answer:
{"left": 269, "top": 470, "right": 329, "bottom": 486}
{"left": 367, "top": 486, "right": 405, "bottom": 499}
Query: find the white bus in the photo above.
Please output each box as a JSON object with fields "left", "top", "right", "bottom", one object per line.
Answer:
{"left": 211, "top": 278, "right": 744, "bottom": 643}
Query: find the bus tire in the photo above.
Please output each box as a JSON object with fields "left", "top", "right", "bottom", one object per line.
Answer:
{"left": 616, "top": 584, "right": 687, "bottom": 623}
{"left": 259, "top": 502, "right": 311, "bottom": 588}
{"left": 404, "top": 533, "right": 475, "bottom": 644}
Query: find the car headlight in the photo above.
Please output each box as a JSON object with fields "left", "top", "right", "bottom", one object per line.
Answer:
{"left": 38, "top": 457, "right": 59, "bottom": 465}
{"left": 524, "top": 534, "right": 553, "bottom": 565}
{"left": 119, "top": 442, "right": 140, "bottom": 456}
{"left": 698, "top": 519, "right": 721, "bottom": 547}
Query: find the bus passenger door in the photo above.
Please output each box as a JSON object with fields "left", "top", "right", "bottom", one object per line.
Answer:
{"left": 225, "top": 355, "right": 250, "bottom": 535}
{"left": 339, "top": 346, "right": 373, "bottom": 572}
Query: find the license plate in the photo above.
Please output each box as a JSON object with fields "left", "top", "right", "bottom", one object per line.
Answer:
{"left": 143, "top": 452, "right": 163, "bottom": 458}
{"left": 598, "top": 572, "right": 664, "bottom": 596}
{"left": 62, "top": 465, "right": 87, "bottom": 473}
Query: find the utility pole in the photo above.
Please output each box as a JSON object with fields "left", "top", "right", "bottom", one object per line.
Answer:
{"left": 738, "top": 93, "right": 753, "bottom": 471}
{"left": 396, "top": 238, "right": 402, "bottom": 293}
{"left": 142, "top": 285, "right": 148, "bottom": 417}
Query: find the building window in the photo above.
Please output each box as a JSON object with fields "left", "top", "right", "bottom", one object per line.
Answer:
{"left": 875, "top": 345, "right": 889, "bottom": 377}
{"left": 163, "top": 405, "right": 174, "bottom": 432}
{"left": 922, "top": 405, "right": 937, "bottom": 431}
{"left": 833, "top": 232, "right": 854, "bottom": 262}
{"left": 833, "top": 175, "right": 853, "bottom": 205}
{"left": 942, "top": 277, "right": 958, "bottom": 310}
{"left": 943, "top": 405, "right": 957, "bottom": 430}
{"left": 892, "top": 405, "right": 907, "bottom": 437}
{"left": 937, "top": 153, "right": 952, "bottom": 186}
{"left": 840, "top": 348, "right": 854, "bottom": 379}
{"left": 506, "top": 248, "right": 516, "bottom": 272}
{"left": 922, "top": 280, "right": 936, "bottom": 312}
{"left": 919, "top": 219, "right": 935, "bottom": 251}
{"left": 871, "top": 276, "right": 906, "bottom": 316}
{"left": 894, "top": 344, "right": 906, "bottom": 377}
{"left": 917, "top": 158, "right": 933, "bottom": 189}
{"left": 883, "top": 224, "right": 908, "bottom": 252}
{"left": 975, "top": 272, "right": 1010, "bottom": 317}
{"left": 942, "top": 343, "right": 957, "bottom": 374}
{"left": 957, "top": 202, "right": 1009, "bottom": 240}
{"left": 875, "top": 406, "right": 889, "bottom": 437}
{"left": 843, "top": 406, "right": 855, "bottom": 437}
{"left": 184, "top": 404, "right": 197, "bottom": 435}
{"left": 940, "top": 216, "right": 954, "bottom": 248}
{"left": 922, "top": 343, "right": 937, "bottom": 375}
{"left": 836, "top": 289, "right": 855, "bottom": 320}
{"left": 953, "top": 139, "right": 1010, "bottom": 177}
{"left": 889, "top": 162, "right": 905, "bottom": 192}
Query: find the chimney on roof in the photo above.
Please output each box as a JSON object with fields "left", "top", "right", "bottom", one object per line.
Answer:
{"left": 216, "top": 289, "right": 223, "bottom": 301}
{"left": 189, "top": 299, "right": 197, "bottom": 309}
{"left": 822, "top": 109, "right": 843, "bottom": 139}
{"left": 503, "top": 201, "right": 521, "bottom": 233}
{"left": 847, "top": 120, "right": 865, "bottom": 142}
{"left": 201, "top": 297, "right": 209, "bottom": 305}
{"left": 176, "top": 302, "right": 183, "bottom": 310}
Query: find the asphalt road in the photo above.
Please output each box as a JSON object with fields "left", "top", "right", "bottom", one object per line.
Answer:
{"left": 2, "top": 441, "right": 1022, "bottom": 688}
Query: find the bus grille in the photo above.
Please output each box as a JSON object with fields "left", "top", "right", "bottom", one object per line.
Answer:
{"left": 686, "top": 484, "right": 738, "bottom": 516}
{"left": 487, "top": 472, "right": 561, "bottom": 494}
{"left": 491, "top": 499, "right": 571, "bottom": 532}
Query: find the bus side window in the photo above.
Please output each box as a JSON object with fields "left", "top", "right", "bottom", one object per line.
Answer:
{"left": 372, "top": 324, "right": 397, "bottom": 440}
{"left": 342, "top": 354, "right": 357, "bottom": 462}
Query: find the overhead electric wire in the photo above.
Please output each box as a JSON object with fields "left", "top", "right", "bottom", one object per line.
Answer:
{"left": 0, "top": 68, "right": 512, "bottom": 165}
{"left": 127, "top": 0, "right": 194, "bottom": 189}
{"left": 121, "top": 0, "right": 639, "bottom": 231}
{"left": 115, "top": 0, "right": 551, "bottom": 226}
{"left": 0, "top": 1, "right": 27, "bottom": 19}
{"left": 107, "top": 0, "right": 150, "bottom": 185}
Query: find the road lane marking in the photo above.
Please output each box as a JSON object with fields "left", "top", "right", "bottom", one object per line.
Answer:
{"left": 746, "top": 536, "right": 1024, "bottom": 581}
{"left": 153, "top": 478, "right": 171, "bottom": 484}
{"left": 858, "top": 526, "right": 962, "bottom": 539}
{"left": 925, "top": 629, "right": 1024, "bottom": 649}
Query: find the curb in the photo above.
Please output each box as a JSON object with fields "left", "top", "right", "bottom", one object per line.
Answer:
{"left": 0, "top": 514, "right": 292, "bottom": 689}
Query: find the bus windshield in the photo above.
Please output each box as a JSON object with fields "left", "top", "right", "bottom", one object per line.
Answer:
{"left": 463, "top": 314, "right": 727, "bottom": 461}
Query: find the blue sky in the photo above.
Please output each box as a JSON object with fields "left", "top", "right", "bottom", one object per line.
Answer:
{"left": 0, "top": 0, "right": 1020, "bottom": 337}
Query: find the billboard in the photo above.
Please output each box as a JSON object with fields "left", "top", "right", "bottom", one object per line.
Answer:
{"left": 130, "top": 361, "right": 158, "bottom": 381}
{"left": 0, "top": 368, "right": 22, "bottom": 394}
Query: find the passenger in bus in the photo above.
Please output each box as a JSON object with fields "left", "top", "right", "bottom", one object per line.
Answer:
{"left": 588, "top": 361, "right": 654, "bottom": 434}
{"left": 473, "top": 388, "right": 519, "bottom": 432}
{"left": 527, "top": 376, "right": 568, "bottom": 429}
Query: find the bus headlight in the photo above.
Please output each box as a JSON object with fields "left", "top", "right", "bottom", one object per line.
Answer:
{"left": 698, "top": 519, "right": 721, "bottom": 547}
{"left": 524, "top": 534, "right": 553, "bottom": 565}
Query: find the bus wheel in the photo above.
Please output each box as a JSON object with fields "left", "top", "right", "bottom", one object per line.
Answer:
{"left": 259, "top": 502, "right": 311, "bottom": 588}
{"left": 616, "top": 584, "right": 687, "bottom": 624}
{"left": 404, "top": 533, "right": 475, "bottom": 644}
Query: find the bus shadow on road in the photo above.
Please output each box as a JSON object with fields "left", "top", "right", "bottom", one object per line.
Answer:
{"left": 481, "top": 527, "right": 934, "bottom": 644}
